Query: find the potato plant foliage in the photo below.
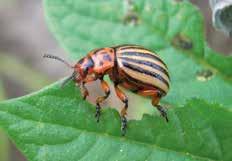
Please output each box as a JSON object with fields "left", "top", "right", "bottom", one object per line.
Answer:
{"left": 0, "top": 0, "right": 232, "bottom": 161}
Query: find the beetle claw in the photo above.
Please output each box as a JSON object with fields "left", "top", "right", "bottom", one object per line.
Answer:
{"left": 83, "top": 95, "right": 87, "bottom": 100}
{"left": 164, "top": 115, "right": 169, "bottom": 122}
{"left": 160, "top": 110, "right": 168, "bottom": 122}
{"left": 156, "top": 105, "right": 169, "bottom": 123}
{"left": 82, "top": 91, "right": 89, "bottom": 100}
{"left": 160, "top": 110, "right": 168, "bottom": 121}
{"left": 121, "top": 116, "right": 127, "bottom": 136}
{"left": 95, "top": 103, "right": 101, "bottom": 122}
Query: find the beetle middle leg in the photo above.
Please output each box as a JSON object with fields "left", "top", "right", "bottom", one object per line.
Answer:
{"left": 138, "top": 89, "right": 168, "bottom": 122}
{"left": 114, "top": 83, "right": 128, "bottom": 136}
{"left": 95, "top": 77, "right": 110, "bottom": 122}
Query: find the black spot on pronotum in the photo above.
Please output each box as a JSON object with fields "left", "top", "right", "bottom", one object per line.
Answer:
{"left": 103, "top": 54, "right": 112, "bottom": 61}
{"left": 99, "top": 61, "right": 104, "bottom": 66}
{"left": 82, "top": 58, "right": 94, "bottom": 76}
{"left": 172, "top": 34, "right": 193, "bottom": 50}
{"left": 196, "top": 69, "right": 214, "bottom": 81}
{"left": 86, "top": 58, "right": 94, "bottom": 68}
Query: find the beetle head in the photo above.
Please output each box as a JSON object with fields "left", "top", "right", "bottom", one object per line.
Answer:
{"left": 73, "top": 57, "right": 94, "bottom": 83}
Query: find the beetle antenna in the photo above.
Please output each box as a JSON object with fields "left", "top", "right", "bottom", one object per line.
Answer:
{"left": 61, "top": 72, "right": 77, "bottom": 88}
{"left": 43, "top": 54, "right": 73, "bottom": 68}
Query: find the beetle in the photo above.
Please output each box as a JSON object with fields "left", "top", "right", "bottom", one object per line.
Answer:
{"left": 44, "top": 44, "right": 170, "bottom": 135}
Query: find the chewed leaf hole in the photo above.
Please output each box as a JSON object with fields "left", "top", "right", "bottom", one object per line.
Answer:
{"left": 172, "top": 33, "right": 193, "bottom": 50}
{"left": 196, "top": 69, "right": 214, "bottom": 81}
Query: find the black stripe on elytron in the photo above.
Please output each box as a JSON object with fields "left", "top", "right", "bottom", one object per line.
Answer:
{"left": 122, "top": 61, "right": 170, "bottom": 88}
{"left": 103, "top": 54, "right": 112, "bottom": 61}
{"left": 118, "top": 57, "right": 170, "bottom": 79}
{"left": 121, "top": 51, "right": 167, "bottom": 68}
{"left": 121, "top": 71, "right": 167, "bottom": 95}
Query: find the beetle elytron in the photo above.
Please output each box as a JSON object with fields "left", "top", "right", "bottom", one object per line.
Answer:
{"left": 44, "top": 44, "right": 170, "bottom": 135}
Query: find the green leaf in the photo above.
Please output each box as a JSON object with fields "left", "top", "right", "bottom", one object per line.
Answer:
{"left": 44, "top": 0, "right": 232, "bottom": 107}
{"left": 0, "top": 128, "right": 9, "bottom": 161}
{"left": 205, "top": 45, "right": 232, "bottom": 77}
{"left": 0, "top": 82, "right": 231, "bottom": 161}
{"left": 1, "top": 0, "right": 232, "bottom": 161}
{"left": 0, "top": 81, "right": 9, "bottom": 161}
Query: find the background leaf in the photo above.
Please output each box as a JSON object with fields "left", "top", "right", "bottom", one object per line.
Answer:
{"left": 0, "top": 54, "right": 51, "bottom": 92}
{"left": 205, "top": 45, "right": 232, "bottom": 77}
{"left": 44, "top": 0, "right": 232, "bottom": 107}
{"left": 0, "top": 82, "right": 231, "bottom": 161}
{"left": 0, "top": 80, "right": 5, "bottom": 101}
{"left": 0, "top": 81, "right": 9, "bottom": 161}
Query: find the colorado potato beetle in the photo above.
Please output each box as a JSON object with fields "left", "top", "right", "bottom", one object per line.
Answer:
{"left": 44, "top": 44, "right": 170, "bottom": 135}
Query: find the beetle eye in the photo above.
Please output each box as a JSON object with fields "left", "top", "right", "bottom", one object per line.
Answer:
{"left": 78, "top": 58, "right": 85, "bottom": 64}
{"left": 83, "top": 67, "right": 89, "bottom": 76}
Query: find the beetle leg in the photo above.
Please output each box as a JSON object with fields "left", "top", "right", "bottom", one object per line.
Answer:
{"left": 137, "top": 89, "right": 158, "bottom": 97}
{"left": 137, "top": 89, "right": 168, "bottom": 122}
{"left": 81, "top": 82, "right": 89, "bottom": 100}
{"left": 151, "top": 90, "right": 168, "bottom": 122}
{"left": 80, "top": 74, "right": 97, "bottom": 100}
{"left": 114, "top": 84, "right": 128, "bottom": 136}
{"left": 95, "top": 77, "right": 110, "bottom": 122}
{"left": 155, "top": 104, "right": 168, "bottom": 122}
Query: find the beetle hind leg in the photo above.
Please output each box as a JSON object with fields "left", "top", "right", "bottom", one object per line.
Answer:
{"left": 95, "top": 77, "right": 110, "bottom": 122}
{"left": 155, "top": 104, "right": 168, "bottom": 122}
{"left": 151, "top": 92, "right": 168, "bottom": 122}
{"left": 137, "top": 89, "right": 168, "bottom": 122}
{"left": 114, "top": 84, "right": 128, "bottom": 136}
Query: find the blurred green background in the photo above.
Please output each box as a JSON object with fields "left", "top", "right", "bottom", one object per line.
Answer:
{"left": 0, "top": 0, "right": 231, "bottom": 161}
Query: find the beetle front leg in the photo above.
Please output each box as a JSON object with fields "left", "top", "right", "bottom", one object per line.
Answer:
{"left": 114, "top": 84, "right": 128, "bottom": 136}
{"left": 81, "top": 82, "right": 89, "bottom": 100}
{"left": 80, "top": 74, "right": 97, "bottom": 100}
{"left": 95, "top": 77, "right": 110, "bottom": 122}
